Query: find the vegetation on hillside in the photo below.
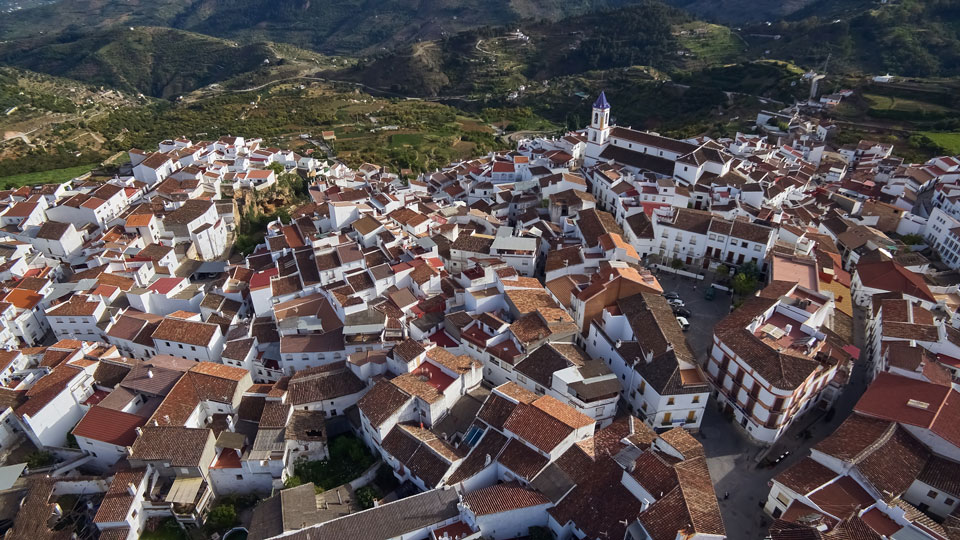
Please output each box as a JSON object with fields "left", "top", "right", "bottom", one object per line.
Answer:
{"left": 744, "top": 0, "right": 960, "bottom": 77}
{"left": 0, "top": 0, "right": 659, "bottom": 55}
{"left": 0, "top": 27, "right": 289, "bottom": 99}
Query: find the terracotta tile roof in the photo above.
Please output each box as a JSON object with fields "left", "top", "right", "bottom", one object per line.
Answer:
{"left": 391, "top": 339, "right": 426, "bottom": 362}
{"left": 508, "top": 312, "right": 552, "bottom": 345}
{"left": 855, "top": 425, "right": 929, "bottom": 501}
{"left": 495, "top": 381, "right": 538, "bottom": 404}
{"left": 129, "top": 426, "right": 212, "bottom": 466}
{"left": 392, "top": 371, "right": 444, "bottom": 403}
{"left": 72, "top": 405, "right": 146, "bottom": 446}
{"left": 47, "top": 295, "right": 102, "bottom": 317}
{"left": 93, "top": 469, "right": 146, "bottom": 523}
{"left": 380, "top": 424, "right": 458, "bottom": 487}
{"left": 190, "top": 361, "right": 248, "bottom": 381}
{"left": 814, "top": 414, "right": 894, "bottom": 462}
{"left": 502, "top": 400, "right": 575, "bottom": 453}
{"left": 260, "top": 400, "right": 291, "bottom": 428}
{"left": 463, "top": 481, "right": 549, "bottom": 516}
{"left": 151, "top": 317, "right": 220, "bottom": 346}
{"left": 576, "top": 208, "right": 623, "bottom": 248}
{"left": 630, "top": 450, "right": 679, "bottom": 498}
{"left": 673, "top": 456, "right": 725, "bottom": 536}
{"left": 856, "top": 261, "right": 935, "bottom": 302}
{"left": 918, "top": 455, "right": 960, "bottom": 498}
{"left": 808, "top": 476, "right": 874, "bottom": 520}
{"left": 714, "top": 296, "right": 823, "bottom": 390}
{"left": 477, "top": 393, "right": 519, "bottom": 430}
{"left": 120, "top": 364, "right": 183, "bottom": 396}
{"left": 287, "top": 362, "right": 366, "bottom": 405}
{"left": 658, "top": 427, "right": 705, "bottom": 459}
{"left": 496, "top": 438, "right": 549, "bottom": 480}
{"left": 854, "top": 372, "right": 952, "bottom": 433}
{"left": 358, "top": 379, "right": 411, "bottom": 428}
{"left": 15, "top": 364, "right": 83, "bottom": 417}
{"left": 446, "top": 429, "right": 509, "bottom": 485}
{"left": 549, "top": 418, "right": 652, "bottom": 538}
{"left": 774, "top": 457, "right": 838, "bottom": 495}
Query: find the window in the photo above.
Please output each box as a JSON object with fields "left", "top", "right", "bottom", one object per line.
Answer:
{"left": 236, "top": 475, "right": 243, "bottom": 480}
{"left": 692, "top": 395, "right": 700, "bottom": 403}
{"left": 667, "top": 397, "right": 675, "bottom": 406}
{"left": 639, "top": 381, "right": 646, "bottom": 394}
{"left": 946, "top": 498, "right": 956, "bottom": 506}
{"left": 190, "top": 346, "right": 196, "bottom": 351}
{"left": 928, "top": 490, "right": 939, "bottom": 499}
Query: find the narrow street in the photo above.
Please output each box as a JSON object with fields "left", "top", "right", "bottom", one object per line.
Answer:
{"left": 657, "top": 270, "right": 874, "bottom": 538}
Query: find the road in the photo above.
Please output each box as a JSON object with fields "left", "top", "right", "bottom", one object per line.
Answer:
{"left": 659, "top": 269, "right": 871, "bottom": 538}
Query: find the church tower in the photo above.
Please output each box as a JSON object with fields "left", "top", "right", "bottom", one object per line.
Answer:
{"left": 588, "top": 91, "right": 611, "bottom": 146}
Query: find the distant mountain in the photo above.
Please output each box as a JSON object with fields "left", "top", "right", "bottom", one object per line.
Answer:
{"left": 339, "top": 2, "right": 693, "bottom": 96}
{"left": 660, "top": 0, "right": 875, "bottom": 23}
{"left": 0, "top": 27, "right": 285, "bottom": 99}
{"left": 742, "top": 0, "right": 960, "bottom": 77}
{"left": 0, "top": 0, "right": 657, "bottom": 55}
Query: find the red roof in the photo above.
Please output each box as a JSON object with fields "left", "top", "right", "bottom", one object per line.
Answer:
{"left": 856, "top": 261, "right": 935, "bottom": 302}
{"left": 410, "top": 361, "right": 455, "bottom": 393}
{"left": 147, "top": 277, "right": 183, "bottom": 295}
{"left": 83, "top": 389, "right": 110, "bottom": 406}
{"left": 462, "top": 481, "right": 549, "bottom": 516}
{"left": 855, "top": 372, "right": 957, "bottom": 446}
{"left": 72, "top": 405, "right": 147, "bottom": 446}
{"left": 250, "top": 267, "right": 279, "bottom": 290}
{"left": 429, "top": 330, "right": 458, "bottom": 348}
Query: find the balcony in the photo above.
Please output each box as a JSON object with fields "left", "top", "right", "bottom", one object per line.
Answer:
{"left": 147, "top": 476, "right": 213, "bottom": 525}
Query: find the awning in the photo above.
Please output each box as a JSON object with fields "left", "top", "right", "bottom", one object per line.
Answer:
{"left": 165, "top": 477, "right": 203, "bottom": 505}
{"left": 0, "top": 463, "right": 26, "bottom": 490}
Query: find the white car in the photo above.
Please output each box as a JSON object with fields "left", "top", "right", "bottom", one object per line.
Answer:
{"left": 676, "top": 316, "right": 690, "bottom": 331}
{"left": 668, "top": 298, "right": 685, "bottom": 308}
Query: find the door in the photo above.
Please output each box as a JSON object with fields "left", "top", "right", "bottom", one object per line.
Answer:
{"left": 687, "top": 410, "right": 696, "bottom": 423}
{"left": 737, "top": 253, "right": 745, "bottom": 264}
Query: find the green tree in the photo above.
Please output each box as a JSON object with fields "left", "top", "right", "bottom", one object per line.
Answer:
{"left": 901, "top": 234, "right": 925, "bottom": 246}
{"left": 715, "top": 264, "right": 730, "bottom": 278}
{"left": 732, "top": 271, "right": 759, "bottom": 297}
{"left": 267, "top": 162, "right": 285, "bottom": 175}
{"left": 205, "top": 504, "right": 237, "bottom": 532}
{"left": 355, "top": 486, "right": 380, "bottom": 509}
{"left": 671, "top": 258, "right": 684, "bottom": 269}
{"left": 26, "top": 451, "right": 54, "bottom": 468}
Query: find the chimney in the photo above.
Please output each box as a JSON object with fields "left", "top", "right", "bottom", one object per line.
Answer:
{"left": 147, "top": 369, "right": 154, "bottom": 379}
{"left": 484, "top": 453, "right": 492, "bottom": 466}
{"left": 784, "top": 324, "right": 793, "bottom": 335}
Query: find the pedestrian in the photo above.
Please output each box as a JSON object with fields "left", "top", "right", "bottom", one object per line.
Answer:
{"left": 724, "top": 492, "right": 730, "bottom": 500}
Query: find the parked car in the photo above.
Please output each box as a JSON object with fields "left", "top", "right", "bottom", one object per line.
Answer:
{"left": 668, "top": 298, "right": 685, "bottom": 308}
{"left": 676, "top": 316, "right": 690, "bottom": 331}
{"left": 663, "top": 291, "right": 681, "bottom": 300}
{"left": 704, "top": 287, "right": 716, "bottom": 301}
{"left": 673, "top": 307, "right": 692, "bottom": 318}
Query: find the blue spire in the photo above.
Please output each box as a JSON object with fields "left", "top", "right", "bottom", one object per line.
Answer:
{"left": 593, "top": 91, "right": 610, "bottom": 110}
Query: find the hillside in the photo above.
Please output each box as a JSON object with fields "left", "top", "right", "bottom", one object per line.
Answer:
{"left": 338, "top": 2, "right": 699, "bottom": 97}
{"left": 0, "top": 0, "right": 658, "bottom": 55}
{"left": 0, "top": 27, "right": 330, "bottom": 99}
{"left": 743, "top": 0, "right": 960, "bottom": 77}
